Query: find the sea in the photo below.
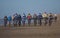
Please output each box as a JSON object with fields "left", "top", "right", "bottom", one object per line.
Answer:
{"left": 0, "top": 18, "right": 47, "bottom": 26}
{"left": 0, "top": 19, "right": 34, "bottom": 26}
{"left": 0, "top": 19, "right": 4, "bottom": 26}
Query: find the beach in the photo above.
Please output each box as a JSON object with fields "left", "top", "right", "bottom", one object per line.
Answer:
{"left": 0, "top": 14, "right": 60, "bottom": 38}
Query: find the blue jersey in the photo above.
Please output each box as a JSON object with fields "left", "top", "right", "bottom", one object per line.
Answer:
{"left": 38, "top": 14, "right": 43, "bottom": 19}
{"left": 8, "top": 16, "right": 12, "bottom": 21}
{"left": 22, "top": 15, "right": 26, "bottom": 21}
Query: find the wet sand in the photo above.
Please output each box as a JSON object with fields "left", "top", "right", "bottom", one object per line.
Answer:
{"left": 0, "top": 15, "right": 60, "bottom": 38}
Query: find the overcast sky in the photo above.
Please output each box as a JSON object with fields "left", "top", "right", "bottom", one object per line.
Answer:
{"left": 0, "top": 0, "right": 60, "bottom": 18}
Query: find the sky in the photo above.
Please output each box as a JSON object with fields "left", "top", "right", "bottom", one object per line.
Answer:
{"left": 0, "top": 0, "right": 60, "bottom": 18}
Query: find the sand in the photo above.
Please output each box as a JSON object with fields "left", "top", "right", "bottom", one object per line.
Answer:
{"left": 0, "top": 15, "right": 60, "bottom": 38}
